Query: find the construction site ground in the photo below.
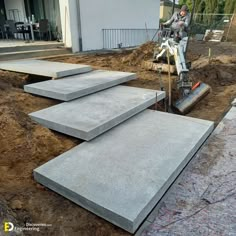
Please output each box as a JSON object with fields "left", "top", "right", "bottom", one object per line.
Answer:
{"left": 0, "top": 40, "right": 236, "bottom": 236}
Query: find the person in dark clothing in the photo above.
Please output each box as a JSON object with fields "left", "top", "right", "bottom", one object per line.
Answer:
{"left": 162, "top": 5, "right": 191, "bottom": 40}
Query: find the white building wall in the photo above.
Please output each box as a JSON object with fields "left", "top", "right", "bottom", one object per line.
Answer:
{"left": 59, "top": 0, "right": 80, "bottom": 52}
{"left": 79, "top": 0, "right": 160, "bottom": 51}
{"left": 4, "top": 0, "right": 26, "bottom": 21}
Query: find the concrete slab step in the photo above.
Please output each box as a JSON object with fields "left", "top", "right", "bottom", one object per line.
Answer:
{"left": 24, "top": 70, "right": 137, "bottom": 101}
{"left": 0, "top": 59, "right": 92, "bottom": 78}
{"left": 29, "top": 86, "right": 165, "bottom": 140}
{"left": 0, "top": 48, "right": 72, "bottom": 61}
{"left": 137, "top": 103, "right": 236, "bottom": 235}
{"left": 0, "top": 42, "right": 65, "bottom": 53}
{"left": 34, "top": 110, "right": 214, "bottom": 233}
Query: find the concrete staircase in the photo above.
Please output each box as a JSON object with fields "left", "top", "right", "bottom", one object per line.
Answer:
{"left": 0, "top": 59, "right": 214, "bottom": 234}
{"left": 0, "top": 42, "right": 71, "bottom": 61}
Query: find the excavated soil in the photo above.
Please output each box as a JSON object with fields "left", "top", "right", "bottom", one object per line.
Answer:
{"left": 0, "top": 40, "right": 236, "bottom": 235}
{"left": 121, "top": 41, "right": 156, "bottom": 65}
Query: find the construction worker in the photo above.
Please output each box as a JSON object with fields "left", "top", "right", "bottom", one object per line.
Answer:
{"left": 162, "top": 5, "right": 191, "bottom": 41}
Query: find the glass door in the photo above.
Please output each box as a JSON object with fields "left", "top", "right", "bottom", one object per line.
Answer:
{"left": 0, "top": 0, "right": 6, "bottom": 25}
{"left": 24, "top": 0, "right": 61, "bottom": 39}
{"left": 24, "top": 0, "right": 45, "bottom": 22}
{"left": 43, "top": 0, "right": 61, "bottom": 39}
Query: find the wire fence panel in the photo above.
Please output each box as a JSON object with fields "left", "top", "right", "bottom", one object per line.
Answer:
{"left": 102, "top": 29, "right": 158, "bottom": 49}
{"left": 190, "top": 13, "right": 234, "bottom": 35}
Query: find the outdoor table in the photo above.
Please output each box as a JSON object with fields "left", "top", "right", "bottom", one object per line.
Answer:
{"left": 19, "top": 22, "right": 36, "bottom": 41}
{"left": 20, "top": 22, "right": 52, "bottom": 41}
{"left": 4, "top": 22, "right": 36, "bottom": 41}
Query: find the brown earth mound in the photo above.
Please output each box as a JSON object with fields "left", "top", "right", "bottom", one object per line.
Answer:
{"left": 0, "top": 70, "right": 28, "bottom": 90}
{"left": 0, "top": 72, "right": 84, "bottom": 236}
{"left": 0, "top": 71, "right": 129, "bottom": 236}
{"left": 0, "top": 197, "right": 25, "bottom": 236}
{"left": 121, "top": 41, "right": 156, "bottom": 65}
{"left": 190, "top": 55, "right": 236, "bottom": 87}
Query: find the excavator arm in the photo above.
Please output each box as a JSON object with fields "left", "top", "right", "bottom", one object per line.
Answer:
{"left": 152, "top": 0, "right": 211, "bottom": 114}
{"left": 154, "top": 35, "right": 192, "bottom": 97}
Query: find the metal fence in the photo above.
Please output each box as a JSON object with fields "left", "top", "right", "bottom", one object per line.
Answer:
{"left": 190, "top": 13, "right": 234, "bottom": 35}
{"left": 102, "top": 29, "right": 158, "bottom": 49}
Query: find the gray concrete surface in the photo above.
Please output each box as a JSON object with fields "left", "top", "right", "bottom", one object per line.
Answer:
{"left": 34, "top": 110, "right": 214, "bottom": 233}
{"left": 29, "top": 86, "right": 165, "bottom": 140}
{"left": 0, "top": 59, "right": 91, "bottom": 78}
{"left": 0, "top": 40, "right": 64, "bottom": 52}
{"left": 140, "top": 106, "right": 236, "bottom": 236}
{"left": 0, "top": 48, "right": 72, "bottom": 62}
{"left": 232, "top": 98, "right": 236, "bottom": 106}
{"left": 24, "top": 70, "right": 136, "bottom": 101}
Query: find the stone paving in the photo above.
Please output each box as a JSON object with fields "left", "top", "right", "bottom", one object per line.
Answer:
{"left": 140, "top": 106, "right": 236, "bottom": 236}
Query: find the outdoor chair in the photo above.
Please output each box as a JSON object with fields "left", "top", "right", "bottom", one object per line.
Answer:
{"left": 5, "top": 20, "right": 17, "bottom": 39}
{"left": 0, "top": 26, "right": 4, "bottom": 39}
{"left": 15, "top": 21, "right": 31, "bottom": 40}
{"left": 34, "top": 19, "right": 51, "bottom": 40}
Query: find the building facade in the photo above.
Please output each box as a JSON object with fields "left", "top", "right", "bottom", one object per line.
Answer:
{"left": 60, "top": 0, "right": 160, "bottom": 52}
{"left": 1, "top": 0, "right": 160, "bottom": 52}
{"left": 160, "top": 0, "right": 180, "bottom": 21}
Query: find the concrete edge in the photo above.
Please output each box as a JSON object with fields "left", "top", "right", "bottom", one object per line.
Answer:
{"left": 134, "top": 121, "right": 214, "bottom": 234}
{"left": 33, "top": 170, "right": 134, "bottom": 233}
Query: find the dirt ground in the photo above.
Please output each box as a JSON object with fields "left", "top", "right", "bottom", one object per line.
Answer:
{"left": 50, "top": 40, "right": 236, "bottom": 122}
{"left": 0, "top": 40, "right": 236, "bottom": 236}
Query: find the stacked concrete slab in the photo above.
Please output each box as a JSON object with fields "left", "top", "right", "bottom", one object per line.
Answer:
{"left": 34, "top": 110, "right": 214, "bottom": 233}
{"left": 24, "top": 70, "right": 137, "bottom": 101}
{"left": 0, "top": 59, "right": 92, "bottom": 78}
{"left": 3, "top": 59, "right": 214, "bottom": 233}
{"left": 29, "top": 86, "right": 165, "bottom": 140}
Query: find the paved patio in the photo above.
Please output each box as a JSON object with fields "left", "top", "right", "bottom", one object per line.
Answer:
{"left": 0, "top": 40, "right": 68, "bottom": 61}
{"left": 138, "top": 105, "right": 236, "bottom": 236}
{"left": 0, "top": 39, "right": 62, "bottom": 48}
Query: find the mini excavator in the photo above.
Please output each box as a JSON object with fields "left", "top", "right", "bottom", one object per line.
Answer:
{"left": 152, "top": 0, "right": 210, "bottom": 114}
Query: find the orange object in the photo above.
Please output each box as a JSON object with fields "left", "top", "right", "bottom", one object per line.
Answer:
{"left": 192, "top": 82, "right": 201, "bottom": 91}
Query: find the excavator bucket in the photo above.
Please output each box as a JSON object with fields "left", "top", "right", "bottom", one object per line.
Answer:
{"left": 174, "top": 82, "right": 211, "bottom": 114}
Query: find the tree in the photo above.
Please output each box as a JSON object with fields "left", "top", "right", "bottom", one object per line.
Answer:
{"left": 179, "top": 0, "right": 193, "bottom": 11}
{"left": 204, "top": 0, "right": 218, "bottom": 24}
{"left": 218, "top": 0, "right": 226, "bottom": 14}
{"left": 172, "top": 0, "right": 176, "bottom": 15}
{"left": 224, "top": 0, "right": 236, "bottom": 14}
{"left": 179, "top": 0, "right": 225, "bottom": 14}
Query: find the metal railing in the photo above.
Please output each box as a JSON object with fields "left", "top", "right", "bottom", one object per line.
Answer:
{"left": 102, "top": 28, "right": 158, "bottom": 49}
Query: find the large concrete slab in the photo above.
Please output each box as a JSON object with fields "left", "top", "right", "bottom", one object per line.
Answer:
{"left": 29, "top": 86, "right": 165, "bottom": 140}
{"left": 0, "top": 59, "right": 92, "bottom": 78}
{"left": 24, "top": 70, "right": 136, "bottom": 101}
{"left": 34, "top": 110, "right": 214, "bottom": 233}
{"left": 139, "top": 106, "right": 236, "bottom": 236}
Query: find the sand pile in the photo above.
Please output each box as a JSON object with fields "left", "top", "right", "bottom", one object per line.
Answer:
{"left": 121, "top": 41, "right": 156, "bottom": 66}
{"left": 190, "top": 54, "right": 236, "bottom": 87}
